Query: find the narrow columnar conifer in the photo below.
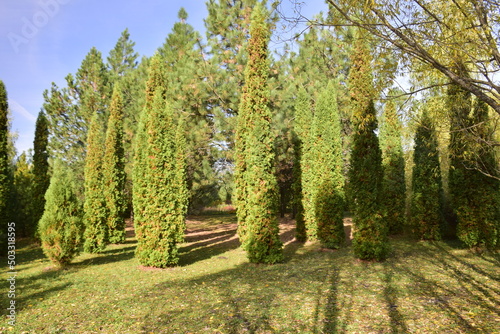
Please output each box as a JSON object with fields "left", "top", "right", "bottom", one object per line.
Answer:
{"left": 103, "top": 85, "right": 126, "bottom": 244}
{"left": 135, "top": 89, "right": 187, "bottom": 267}
{"left": 38, "top": 160, "right": 83, "bottom": 267}
{"left": 449, "top": 85, "right": 500, "bottom": 250}
{"left": 295, "top": 87, "right": 314, "bottom": 242}
{"left": 411, "top": 112, "right": 444, "bottom": 240}
{"left": 0, "top": 80, "right": 12, "bottom": 252}
{"left": 133, "top": 54, "right": 165, "bottom": 241}
{"left": 235, "top": 2, "right": 283, "bottom": 264}
{"left": 348, "top": 33, "right": 388, "bottom": 261}
{"left": 379, "top": 100, "right": 406, "bottom": 234}
{"left": 314, "top": 81, "right": 345, "bottom": 249}
{"left": 83, "top": 110, "right": 108, "bottom": 253}
{"left": 292, "top": 88, "right": 310, "bottom": 242}
{"left": 33, "top": 111, "right": 50, "bottom": 236}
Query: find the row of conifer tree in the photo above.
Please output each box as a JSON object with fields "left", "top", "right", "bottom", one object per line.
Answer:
{"left": 1, "top": 2, "right": 499, "bottom": 267}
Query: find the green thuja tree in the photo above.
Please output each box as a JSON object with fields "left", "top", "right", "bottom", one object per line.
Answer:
{"left": 38, "top": 160, "right": 83, "bottom": 267}
{"left": 133, "top": 54, "right": 165, "bottom": 248}
{"left": 314, "top": 81, "right": 345, "bottom": 249}
{"left": 451, "top": 95, "right": 500, "bottom": 250}
{"left": 236, "top": 2, "right": 283, "bottom": 264}
{"left": 135, "top": 89, "right": 187, "bottom": 268}
{"left": 0, "top": 80, "right": 14, "bottom": 254}
{"left": 292, "top": 87, "right": 310, "bottom": 242}
{"left": 13, "top": 152, "right": 35, "bottom": 237}
{"left": 411, "top": 111, "right": 444, "bottom": 240}
{"left": 379, "top": 99, "right": 406, "bottom": 234}
{"left": 296, "top": 87, "right": 315, "bottom": 241}
{"left": 173, "top": 116, "right": 189, "bottom": 236}
{"left": 348, "top": 33, "right": 388, "bottom": 261}
{"left": 103, "top": 85, "right": 126, "bottom": 244}
{"left": 33, "top": 111, "right": 50, "bottom": 236}
{"left": 83, "top": 110, "right": 108, "bottom": 253}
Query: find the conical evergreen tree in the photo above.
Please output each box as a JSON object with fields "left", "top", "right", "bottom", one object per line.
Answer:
{"left": 33, "top": 111, "right": 50, "bottom": 232}
{"left": 379, "top": 99, "right": 406, "bottom": 234}
{"left": 348, "top": 33, "right": 388, "bottom": 261}
{"left": 103, "top": 85, "right": 126, "bottom": 244}
{"left": 38, "top": 160, "right": 83, "bottom": 267}
{"left": 411, "top": 111, "right": 444, "bottom": 240}
{"left": 236, "top": 2, "right": 283, "bottom": 264}
{"left": 314, "top": 81, "right": 345, "bottom": 249}
{"left": 83, "top": 109, "right": 108, "bottom": 253}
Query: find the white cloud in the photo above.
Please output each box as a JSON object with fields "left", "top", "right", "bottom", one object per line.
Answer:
{"left": 9, "top": 99, "right": 37, "bottom": 123}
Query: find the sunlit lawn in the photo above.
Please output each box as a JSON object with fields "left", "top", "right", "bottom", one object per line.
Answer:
{"left": 1, "top": 214, "right": 499, "bottom": 333}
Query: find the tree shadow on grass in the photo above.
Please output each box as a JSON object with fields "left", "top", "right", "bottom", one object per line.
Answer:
{"left": 138, "top": 246, "right": 334, "bottom": 333}
{"left": 423, "top": 244, "right": 500, "bottom": 313}
{"left": 178, "top": 226, "right": 240, "bottom": 266}
{"left": 10, "top": 267, "right": 72, "bottom": 312}
{"left": 395, "top": 243, "right": 499, "bottom": 333}
{"left": 321, "top": 269, "right": 341, "bottom": 334}
{"left": 74, "top": 245, "right": 136, "bottom": 267}
{"left": 383, "top": 264, "right": 410, "bottom": 334}
{"left": 398, "top": 264, "right": 482, "bottom": 333}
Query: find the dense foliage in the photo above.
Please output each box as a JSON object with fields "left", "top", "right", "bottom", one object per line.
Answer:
{"left": 103, "top": 85, "right": 126, "bottom": 244}
{"left": 449, "top": 77, "right": 500, "bottom": 250}
{"left": 235, "top": 2, "right": 283, "bottom": 264}
{"left": 314, "top": 81, "right": 346, "bottom": 249}
{"left": 38, "top": 160, "right": 83, "bottom": 266}
{"left": 7, "top": 1, "right": 500, "bottom": 268}
{"left": 83, "top": 110, "right": 108, "bottom": 253}
{"left": 32, "top": 111, "right": 50, "bottom": 237}
{"left": 379, "top": 99, "right": 406, "bottom": 234}
{"left": 348, "top": 33, "right": 388, "bottom": 261}
{"left": 411, "top": 111, "right": 444, "bottom": 240}
{"left": 0, "top": 80, "right": 13, "bottom": 255}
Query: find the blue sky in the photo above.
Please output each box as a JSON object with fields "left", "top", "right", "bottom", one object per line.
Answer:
{"left": 0, "top": 0, "right": 326, "bottom": 156}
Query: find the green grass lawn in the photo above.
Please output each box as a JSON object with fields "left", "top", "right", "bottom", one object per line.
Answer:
{"left": 1, "top": 214, "right": 499, "bottom": 333}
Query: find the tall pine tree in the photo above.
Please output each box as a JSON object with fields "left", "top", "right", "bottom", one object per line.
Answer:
{"left": 236, "top": 2, "right": 283, "bottom": 264}
{"left": 411, "top": 111, "right": 444, "bottom": 240}
{"left": 159, "top": 8, "right": 217, "bottom": 212}
{"left": 107, "top": 28, "right": 139, "bottom": 82}
{"left": 43, "top": 47, "right": 110, "bottom": 202}
{"left": 103, "top": 85, "right": 126, "bottom": 244}
{"left": 348, "top": 33, "right": 388, "bottom": 261}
